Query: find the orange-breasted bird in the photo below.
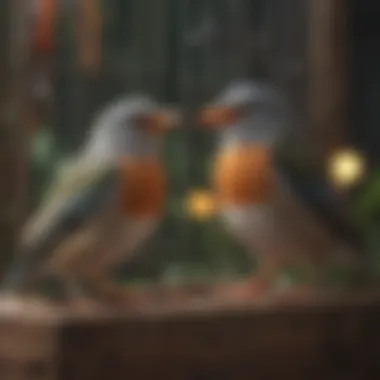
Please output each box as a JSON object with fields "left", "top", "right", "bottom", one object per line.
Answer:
{"left": 3, "top": 95, "right": 180, "bottom": 307}
{"left": 199, "top": 80, "right": 366, "bottom": 297}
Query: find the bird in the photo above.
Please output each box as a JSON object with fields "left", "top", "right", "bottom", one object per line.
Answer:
{"left": 2, "top": 95, "right": 180, "bottom": 308}
{"left": 198, "top": 80, "right": 367, "bottom": 298}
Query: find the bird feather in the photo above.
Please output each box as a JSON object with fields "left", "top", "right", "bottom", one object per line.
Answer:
{"left": 3, "top": 156, "right": 120, "bottom": 290}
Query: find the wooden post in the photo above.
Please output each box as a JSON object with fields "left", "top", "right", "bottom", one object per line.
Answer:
{"left": 270, "top": 0, "right": 312, "bottom": 167}
{"left": 270, "top": 0, "right": 348, "bottom": 169}
{"left": 308, "top": 0, "right": 348, "bottom": 163}
{"left": 0, "top": 0, "right": 30, "bottom": 278}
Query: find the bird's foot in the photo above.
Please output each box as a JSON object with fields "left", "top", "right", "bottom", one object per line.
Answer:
{"left": 92, "top": 282, "right": 140, "bottom": 310}
{"left": 65, "top": 296, "right": 107, "bottom": 313}
{"left": 246, "top": 278, "right": 272, "bottom": 298}
{"left": 0, "top": 292, "right": 54, "bottom": 315}
{"left": 54, "top": 279, "right": 107, "bottom": 312}
{"left": 274, "top": 284, "right": 322, "bottom": 302}
{"left": 213, "top": 278, "right": 271, "bottom": 303}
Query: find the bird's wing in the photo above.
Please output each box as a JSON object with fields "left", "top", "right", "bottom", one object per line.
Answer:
{"left": 4, "top": 156, "right": 121, "bottom": 289}
{"left": 23, "top": 156, "right": 118, "bottom": 244}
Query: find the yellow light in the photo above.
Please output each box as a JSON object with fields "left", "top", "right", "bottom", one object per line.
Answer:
{"left": 185, "top": 189, "right": 217, "bottom": 220}
{"left": 327, "top": 149, "right": 366, "bottom": 189}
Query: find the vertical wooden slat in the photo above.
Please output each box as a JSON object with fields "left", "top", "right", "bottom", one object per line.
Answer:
{"left": 270, "top": 0, "right": 309, "bottom": 111}
{"left": 271, "top": 0, "right": 347, "bottom": 169}
{"left": 227, "top": 0, "right": 254, "bottom": 81}
{"left": 76, "top": 0, "right": 103, "bottom": 151}
{"left": 132, "top": 0, "right": 150, "bottom": 91}
{"left": 309, "top": 0, "right": 348, "bottom": 162}
{"left": 0, "top": 0, "right": 13, "bottom": 277}
{"left": 78, "top": 0, "right": 102, "bottom": 74}
{"left": 150, "top": 0, "right": 169, "bottom": 97}
{"left": 0, "top": 0, "right": 30, "bottom": 277}
{"left": 10, "top": 0, "right": 31, "bottom": 241}
{"left": 269, "top": 0, "right": 312, "bottom": 169}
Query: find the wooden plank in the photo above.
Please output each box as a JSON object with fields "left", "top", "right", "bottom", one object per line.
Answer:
{"left": 0, "top": 287, "right": 379, "bottom": 380}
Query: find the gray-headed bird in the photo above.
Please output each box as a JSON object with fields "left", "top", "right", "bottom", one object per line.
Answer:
{"left": 3, "top": 95, "right": 179, "bottom": 307}
{"left": 198, "top": 80, "right": 366, "bottom": 297}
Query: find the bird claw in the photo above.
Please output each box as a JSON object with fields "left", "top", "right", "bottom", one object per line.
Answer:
{"left": 65, "top": 296, "right": 106, "bottom": 313}
{"left": 0, "top": 292, "right": 54, "bottom": 315}
{"left": 92, "top": 283, "right": 139, "bottom": 309}
{"left": 213, "top": 279, "right": 271, "bottom": 303}
{"left": 246, "top": 279, "right": 273, "bottom": 299}
{"left": 274, "top": 284, "right": 321, "bottom": 302}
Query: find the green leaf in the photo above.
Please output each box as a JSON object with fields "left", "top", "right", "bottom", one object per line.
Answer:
{"left": 31, "top": 127, "right": 56, "bottom": 166}
{"left": 352, "top": 171, "right": 380, "bottom": 224}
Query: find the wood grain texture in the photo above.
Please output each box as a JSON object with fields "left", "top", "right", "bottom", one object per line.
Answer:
{"left": 78, "top": 0, "right": 102, "bottom": 73}
{"left": 0, "top": 287, "right": 379, "bottom": 380}
{"left": 0, "top": 0, "right": 31, "bottom": 279}
{"left": 308, "top": 0, "right": 348, "bottom": 162}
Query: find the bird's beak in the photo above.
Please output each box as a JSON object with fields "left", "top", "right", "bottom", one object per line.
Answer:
{"left": 141, "top": 108, "right": 181, "bottom": 133}
{"left": 198, "top": 105, "right": 238, "bottom": 129}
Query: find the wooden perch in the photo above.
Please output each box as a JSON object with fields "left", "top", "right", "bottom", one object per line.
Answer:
{"left": 0, "top": 284, "right": 379, "bottom": 380}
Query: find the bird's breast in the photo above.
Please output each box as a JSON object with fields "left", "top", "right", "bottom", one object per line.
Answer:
{"left": 212, "top": 145, "right": 275, "bottom": 206}
{"left": 118, "top": 158, "right": 166, "bottom": 218}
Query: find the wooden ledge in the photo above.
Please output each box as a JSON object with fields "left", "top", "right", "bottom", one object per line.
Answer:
{"left": 0, "top": 284, "right": 379, "bottom": 380}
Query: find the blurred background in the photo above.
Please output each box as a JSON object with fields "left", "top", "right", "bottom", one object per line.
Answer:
{"left": 2, "top": 0, "right": 380, "bottom": 288}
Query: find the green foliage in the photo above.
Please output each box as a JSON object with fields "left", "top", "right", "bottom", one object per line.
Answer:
{"left": 351, "top": 171, "right": 380, "bottom": 226}
{"left": 349, "top": 171, "right": 380, "bottom": 280}
{"left": 29, "top": 127, "right": 61, "bottom": 212}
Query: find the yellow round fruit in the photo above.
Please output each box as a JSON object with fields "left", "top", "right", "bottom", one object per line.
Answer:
{"left": 185, "top": 190, "right": 217, "bottom": 220}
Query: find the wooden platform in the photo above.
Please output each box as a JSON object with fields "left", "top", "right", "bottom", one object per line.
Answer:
{"left": 0, "top": 284, "right": 379, "bottom": 380}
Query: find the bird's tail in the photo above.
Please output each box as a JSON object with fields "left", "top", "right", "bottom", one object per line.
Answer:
{"left": 1, "top": 213, "right": 73, "bottom": 293}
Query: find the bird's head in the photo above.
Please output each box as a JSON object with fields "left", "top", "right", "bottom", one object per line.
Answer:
{"left": 85, "top": 95, "right": 180, "bottom": 158}
{"left": 198, "top": 80, "right": 288, "bottom": 146}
